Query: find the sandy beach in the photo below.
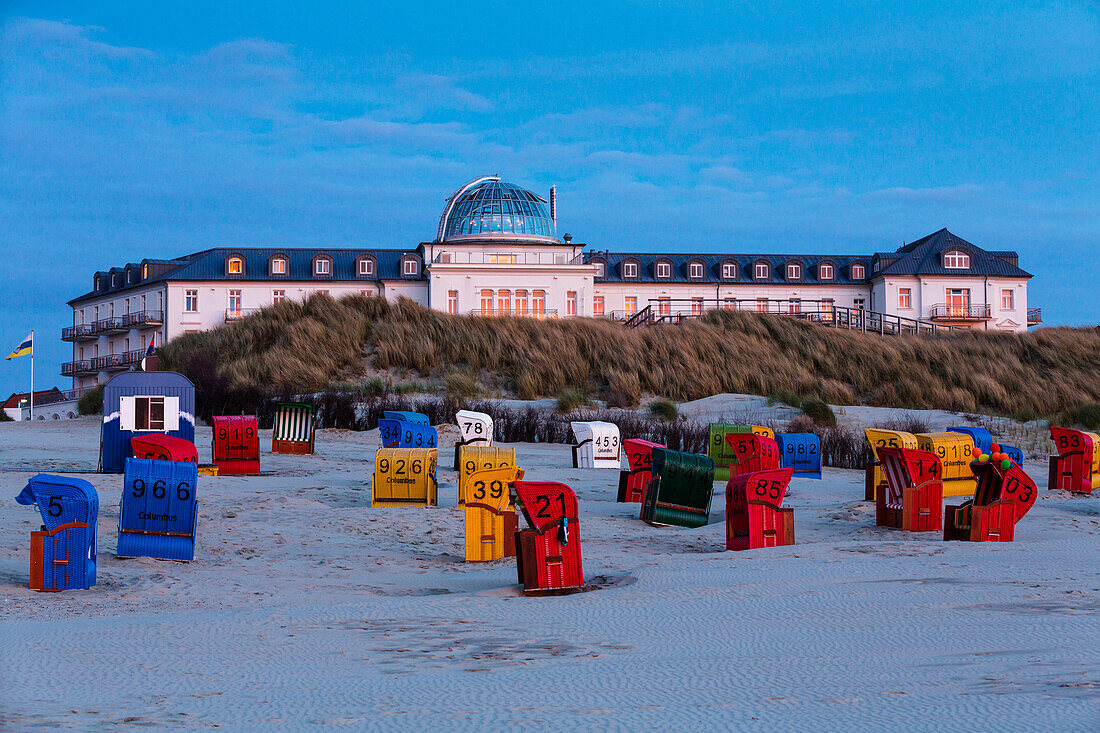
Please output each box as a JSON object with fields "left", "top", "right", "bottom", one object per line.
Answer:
{"left": 2, "top": 414, "right": 1098, "bottom": 730}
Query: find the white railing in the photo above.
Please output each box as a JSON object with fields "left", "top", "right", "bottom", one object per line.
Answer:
{"left": 432, "top": 251, "right": 586, "bottom": 266}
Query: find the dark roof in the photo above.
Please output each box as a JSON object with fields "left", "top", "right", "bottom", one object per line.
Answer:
{"left": 69, "top": 248, "right": 426, "bottom": 305}
{"left": 3, "top": 388, "right": 63, "bottom": 409}
{"left": 585, "top": 252, "right": 870, "bottom": 285}
{"left": 875, "top": 229, "right": 1032, "bottom": 278}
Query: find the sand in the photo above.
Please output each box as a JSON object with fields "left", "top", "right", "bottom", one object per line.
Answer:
{"left": 2, "top": 414, "right": 1099, "bottom": 730}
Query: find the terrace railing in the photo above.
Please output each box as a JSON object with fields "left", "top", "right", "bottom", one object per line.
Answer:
{"left": 929, "top": 303, "right": 992, "bottom": 320}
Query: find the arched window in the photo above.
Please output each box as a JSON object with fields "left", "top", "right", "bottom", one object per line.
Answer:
{"left": 850, "top": 263, "right": 866, "bottom": 279}
{"left": 312, "top": 254, "right": 333, "bottom": 277}
{"left": 269, "top": 254, "right": 289, "bottom": 276}
{"left": 226, "top": 256, "right": 245, "bottom": 276}
{"left": 356, "top": 254, "right": 377, "bottom": 277}
{"left": 943, "top": 250, "right": 970, "bottom": 269}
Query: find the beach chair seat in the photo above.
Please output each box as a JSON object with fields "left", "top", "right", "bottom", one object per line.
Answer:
{"left": 371, "top": 448, "right": 438, "bottom": 507}
{"left": 726, "top": 467, "right": 795, "bottom": 551}
{"left": 617, "top": 438, "right": 665, "bottom": 503}
{"left": 915, "top": 432, "right": 976, "bottom": 496}
{"left": 875, "top": 447, "right": 943, "bottom": 532}
{"left": 272, "top": 402, "right": 315, "bottom": 455}
{"left": 776, "top": 432, "right": 822, "bottom": 479}
{"left": 383, "top": 410, "right": 429, "bottom": 425}
{"left": 130, "top": 434, "right": 198, "bottom": 464}
{"left": 640, "top": 448, "right": 715, "bottom": 528}
{"left": 1048, "top": 426, "right": 1098, "bottom": 494}
{"left": 453, "top": 410, "right": 493, "bottom": 469}
{"left": 570, "top": 421, "right": 621, "bottom": 469}
{"left": 512, "top": 481, "right": 584, "bottom": 594}
{"left": 708, "top": 423, "right": 774, "bottom": 481}
{"left": 723, "top": 433, "right": 781, "bottom": 480}
{"left": 463, "top": 466, "right": 524, "bottom": 562}
{"left": 457, "top": 446, "right": 516, "bottom": 506}
{"left": 378, "top": 419, "right": 438, "bottom": 450}
{"left": 16, "top": 474, "right": 99, "bottom": 590}
{"left": 211, "top": 415, "right": 261, "bottom": 475}
{"left": 944, "top": 459, "right": 1036, "bottom": 542}
{"left": 864, "top": 428, "right": 919, "bottom": 502}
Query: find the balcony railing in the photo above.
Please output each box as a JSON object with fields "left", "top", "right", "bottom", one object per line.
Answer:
{"left": 70, "top": 349, "right": 145, "bottom": 374}
{"left": 100, "top": 317, "right": 127, "bottom": 333}
{"left": 929, "top": 303, "right": 992, "bottom": 320}
{"left": 225, "top": 308, "right": 259, "bottom": 322}
{"left": 61, "top": 324, "right": 98, "bottom": 342}
{"left": 1027, "top": 308, "right": 1042, "bottom": 325}
{"left": 467, "top": 308, "right": 559, "bottom": 319}
{"left": 122, "top": 310, "right": 164, "bottom": 328}
{"left": 433, "top": 251, "right": 586, "bottom": 266}
{"left": 61, "top": 360, "right": 95, "bottom": 377}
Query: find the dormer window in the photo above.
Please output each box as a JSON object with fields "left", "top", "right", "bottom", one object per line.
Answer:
{"left": 819, "top": 263, "right": 834, "bottom": 280}
{"left": 689, "top": 261, "right": 704, "bottom": 279}
{"left": 721, "top": 261, "right": 738, "bottom": 280}
{"left": 270, "top": 255, "right": 288, "bottom": 276}
{"left": 111, "top": 274, "right": 119, "bottom": 287}
{"left": 754, "top": 262, "right": 770, "bottom": 280}
{"left": 592, "top": 261, "right": 605, "bottom": 277}
{"left": 227, "top": 256, "right": 244, "bottom": 275}
{"left": 313, "top": 255, "right": 333, "bottom": 277}
{"left": 622, "top": 261, "right": 638, "bottom": 278}
{"left": 656, "top": 261, "right": 672, "bottom": 279}
{"left": 851, "top": 263, "right": 866, "bottom": 279}
{"left": 401, "top": 256, "right": 420, "bottom": 277}
{"left": 787, "top": 263, "right": 801, "bottom": 280}
{"left": 943, "top": 250, "right": 970, "bottom": 269}
{"left": 357, "top": 255, "right": 376, "bottom": 277}
{"left": 95, "top": 276, "right": 101, "bottom": 290}
{"left": 142, "top": 264, "right": 148, "bottom": 279}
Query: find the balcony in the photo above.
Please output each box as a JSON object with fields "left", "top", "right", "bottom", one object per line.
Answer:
{"left": 61, "top": 324, "right": 98, "bottom": 342}
{"left": 1027, "top": 308, "right": 1042, "bottom": 325}
{"left": 468, "top": 309, "right": 559, "bottom": 319}
{"left": 225, "top": 308, "right": 259, "bottom": 322}
{"left": 928, "top": 303, "right": 992, "bottom": 321}
{"left": 61, "top": 360, "right": 96, "bottom": 377}
{"left": 99, "top": 317, "right": 128, "bottom": 334}
{"left": 123, "top": 310, "right": 164, "bottom": 328}
{"left": 86, "top": 350, "right": 144, "bottom": 374}
{"left": 433, "top": 251, "right": 586, "bottom": 266}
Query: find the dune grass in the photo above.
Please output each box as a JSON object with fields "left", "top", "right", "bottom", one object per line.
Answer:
{"left": 158, "top": 293, "right": 1100, "bottom": 423}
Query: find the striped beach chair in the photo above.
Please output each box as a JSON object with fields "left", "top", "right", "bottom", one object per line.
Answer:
{"left": 272, "top": 402, "right": 316, "bottom": 455}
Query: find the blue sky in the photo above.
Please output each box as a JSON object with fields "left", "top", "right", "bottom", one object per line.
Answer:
{"left": 1, "top": 1, "right": 1098, "bottom": 397}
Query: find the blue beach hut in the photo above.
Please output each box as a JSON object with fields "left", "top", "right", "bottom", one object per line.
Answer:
{"left": 100, "top": 371, "right": 195, "bottom": 473}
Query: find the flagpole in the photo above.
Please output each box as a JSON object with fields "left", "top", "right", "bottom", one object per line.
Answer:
{"left": 29, "top": 329, "right": 34, "bottom": 423}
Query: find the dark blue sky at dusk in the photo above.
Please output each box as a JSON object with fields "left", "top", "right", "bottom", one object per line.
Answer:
{"left": 1, "top": 1, "right": 1098, "bottom": 396}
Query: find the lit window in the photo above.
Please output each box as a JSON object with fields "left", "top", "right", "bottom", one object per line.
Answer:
{"left": 403, "top": 258, "right": 418, "bottom": 276}
{"left": 273, "top": 289, "right": 286, "bottom": 304}
{"left": 448, "top": 290, "right": 458, "bottom": 315}
{"left": 822, "top": 299, "right": 834, "bottom": 317}
{"left": 227, "top": 257, "right": 244, "bottom": 275}
{"left": 594, "top": 262, "right": 605, "bottom": 277}
{"left": 658, "top": 298, "right": 671, "bottom": 316}
{"left": 943, "top": 250, "right": 970, "bottom": 269}
{"left": 480, "top": 289, "right": 494, "bottom": 314}
{"left": 898, "top": 288, "right": 911, "bottom": 309}
{"left": 624, "top": 296, "right": 637, "bottom": 316}
{"left": 722, "top": 263, "right": 737, "bottom": 279}
{"left": 689, "top": 262, "right": 703, "bottom": 279}
{"left": 819, "top": 263, "right": 833, "bottom": 280}
{"left": 1001, "top": 289, "right": 1014, "bottom": 310}
{"left": 787, "top": 263, "right": 801, "bottom": 280}
{"left": 314, "top": 258, "right": 331, "bottom": 276}
{"left": 755, "top": 262, "right": 769, "bottom": 280}
{"left": 142, "top": 264, "right": 148, "bottom": 279}
{"left": 488, "top": 254, "right": 517, "bottom": 264}
{"left": 593, "top": 296, "right": 604, "bottom": 315}
{"left": 532, "top": 290, "right": 546, "bottom": 315}
{"left": 498, "top": 290, "right": 511, "bottom": 315}
{"left": 358, "top": 258, "right": 374, "bottom": 276}
{"left": 623, "top": 262, "right": 638, "bottom": 278}
{"left": 317, "top": 289, "right": 329, "bottom": 296}
{"left": 789, "top": 299, "right": 800, "bottom": 314}
{"left": 228, "top": 290, "right": 242, "bottom": 312}
{"left": 723, "top": 298, "right": 735, "bottom": 310}
{"left": 756, "top": 298, "right": 768, "bottom": 312}
{"left": 185, "top": 290, "right": 198, "bottom": 313}
{"left": 691, "top": 298, "right": 704, "bottom": 315}
{"left": 656, "top": 262, "right": 671, "bottom": 279}
{"left": 515, "top": 290, "right": 528, "bottom": 315}
{"left": 566, "top": 291, "right": 577, "bottom": 316}
{"left": 851, "top": 264, "right": 866, "bottom": 279}
{"left": 271, "top": 257, "right": 287, "bottom": 275}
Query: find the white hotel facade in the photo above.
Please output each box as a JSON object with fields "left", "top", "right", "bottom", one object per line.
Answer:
{"left": 63, "top": 176, "right": 1038, "bottom": 389}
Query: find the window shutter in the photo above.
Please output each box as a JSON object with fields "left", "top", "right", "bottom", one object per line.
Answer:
{"left": 163, "top": 396, "right": 180, "bottom": 431}
{"left": 119, "top": 397, "right": 135, "bottom": 431}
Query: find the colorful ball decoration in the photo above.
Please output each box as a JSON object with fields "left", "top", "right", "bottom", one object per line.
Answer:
{"left": 978, "top": 453, "right": 990, "bottom": 463}
{"left": 990, "top": 443, "right": 1001, "bottom": 454}
{"left": 1000, "top": 459, "right": 1012, "bottom": 470}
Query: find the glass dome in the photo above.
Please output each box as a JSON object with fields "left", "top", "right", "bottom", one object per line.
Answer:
{"left": 437, "top": 177, "right": 558, "bottom": 242}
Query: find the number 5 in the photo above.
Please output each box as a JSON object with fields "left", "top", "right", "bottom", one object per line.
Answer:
{"left": 47, "top": 496, "right": 63, "bottom": 517}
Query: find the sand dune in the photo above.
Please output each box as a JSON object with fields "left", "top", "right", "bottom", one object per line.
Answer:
{"left": 2, "top": 416, "right": 1098, "bottom": 730}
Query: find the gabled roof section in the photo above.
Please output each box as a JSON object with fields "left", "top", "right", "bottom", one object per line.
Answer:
{"left": 879, "top": 229, "right": 1032, "bottom": 278}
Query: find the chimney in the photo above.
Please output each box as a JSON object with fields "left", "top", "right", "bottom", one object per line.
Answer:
{"left": 549, "top": 185, "right": 557, "bottom": 232}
